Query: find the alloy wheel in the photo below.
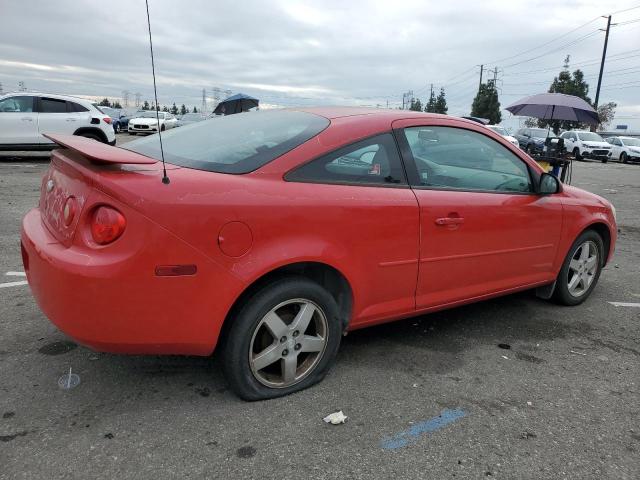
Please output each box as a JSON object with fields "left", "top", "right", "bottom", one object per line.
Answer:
{"left": 249, "top": 299, "right": 328, "bottom": 388}
{"left": 567, "top": 240, "right": 599, "bottom": 297}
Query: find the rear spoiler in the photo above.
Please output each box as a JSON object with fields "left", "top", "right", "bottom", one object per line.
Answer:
{"left": 43, "top": 134, "right": 157, "bottom": 165}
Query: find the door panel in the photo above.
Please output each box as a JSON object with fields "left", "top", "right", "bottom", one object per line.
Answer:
{"left": 392, "top": 118, "right": 563, "bottom": 309}
{"left": 0, "top": 96, "right": 38, "bottom": 144}
{"left": 36, "top": 97, "right": 90, "bottom": 144}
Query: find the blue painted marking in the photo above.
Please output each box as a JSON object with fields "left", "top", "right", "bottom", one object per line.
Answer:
{"left": 381, "top": 409, "right": 467, "bottom": 450}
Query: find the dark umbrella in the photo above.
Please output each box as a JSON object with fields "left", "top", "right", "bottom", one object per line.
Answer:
{"left": 213, "top": 93, "right": 259, "bottom": 115}
{"left": 506, "top": 93, "right": 599, "bottom": 125}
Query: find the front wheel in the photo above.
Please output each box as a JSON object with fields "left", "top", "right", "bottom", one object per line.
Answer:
{"left": 552, "top": 230, "right": 604, "bottom": 306}
{"left": 573, "top": 148, "right": 582, "bottom": 161}
{"left": 114, "top": 122, "right": 121, "bottom": 134}
{"left": 220, "top": 277, "right": 342, "bottom": 400}
{"left": 621, "top": 153, "right": 628, "bottom": 164}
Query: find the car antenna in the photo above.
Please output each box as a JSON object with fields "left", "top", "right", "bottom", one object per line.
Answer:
{"left": 145, "top": 0, "right": 170, "bottom": 185}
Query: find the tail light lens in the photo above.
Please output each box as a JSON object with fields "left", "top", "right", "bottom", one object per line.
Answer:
{"left": 91, "top": 206, "right": 126, "bottom": 245}
{"left": 103, "top": 116, "right": 112, "bottom": 124}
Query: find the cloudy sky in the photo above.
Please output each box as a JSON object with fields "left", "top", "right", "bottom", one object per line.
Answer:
{"left": 1, "top": 0, "right": 639, "bottom": 130}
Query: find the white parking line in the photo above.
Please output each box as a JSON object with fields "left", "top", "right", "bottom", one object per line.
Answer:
{"left": 0, "top": 280, "right": 28, "bottom": 288}
{"left": 5, "top": 272, "right": 26, "bottom": 277}
{"left": 608, "top": 302, "right": 640, "bottom": 308}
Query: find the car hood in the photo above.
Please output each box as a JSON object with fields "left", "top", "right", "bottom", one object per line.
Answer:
{"left": 627, "top": 146, "right": 640, "bottom": 153}
{"left": 130, "top": 118, "right": 162, "bottom": 125}
{"left": 582, "top": 141, "right": 609, "bottom": 148}
{"left": 562, "top": 184, "right": 611, "bottom": 208}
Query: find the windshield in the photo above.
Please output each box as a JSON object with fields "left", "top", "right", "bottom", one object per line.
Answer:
{"left": 124, "top": 110, "right": 330, "bottom": 174}
{"left": 622, "top": 137, "right": 640, "bottom": 146}
{"left": 488, "top": 126, "right": 508, "bottom": 136}
{"left": 135, "top": 111, "right": 165, "bottom": 119}
{"left": 577, "top": 132, "right": 604, "bottom": 141}
{"left": 530, "top": 128, "right": 550, "bottom": 138}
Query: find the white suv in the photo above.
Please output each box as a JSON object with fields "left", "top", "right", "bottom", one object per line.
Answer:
{"left": 0, "top": 92, "right": 116, "bottom": 150}
{"left": 559, "top": 130, "right": 611, "bottom": 163}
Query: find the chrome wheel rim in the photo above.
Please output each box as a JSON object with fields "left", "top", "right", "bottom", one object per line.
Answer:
{"left": 567, "top": 240, "right": 599, "bottom": 298}
{"left": 249, "top": 299, "right": 328, "bottom": 389}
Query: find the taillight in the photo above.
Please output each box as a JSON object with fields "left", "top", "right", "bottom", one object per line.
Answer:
{"left": 103, "top": 116, "right": 112, "bottom": 124}
{"left": 90, "top": 206, "right": 126, "bottom": 245}
{"left": 63, "top": 196, "right": 76, "bottom": 226}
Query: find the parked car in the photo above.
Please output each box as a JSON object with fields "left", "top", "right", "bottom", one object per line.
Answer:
{"left": 605, "top": 136, "right": 640, "bottom": 163}
{"left": 22, "top": 108, "right": 617, "bottom": 400}
{"left": 176, "top": 113, "right": 207, "bottom": 127}
{"left": 559, "top": 130, "right": 611, "bottom": 162}
{"left": 514, "top": 127, "right": 556, "bottom": 154}
{"left": 97, "top": 106, "right": 130, "bottom": 133}
{"left": 128, "top": 111, "right": 178, "bottom": 134}
{"left": 486, "top": 125, "right": 520, "bottom": 148}
{"left": 0, "top": 92, "right": 115, "bottom": 149}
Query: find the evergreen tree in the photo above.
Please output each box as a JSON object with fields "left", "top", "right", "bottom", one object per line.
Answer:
{"left": 142, "top": 101, "right": 150, "bottom": 110}
{"left": 162, "top": 105, "right": 169, "bottom": 112}
{"left": 424, "top": 89, "right": 437, "bottom": 113}
{"left": 180, "top": 104, "right": 188, "bottom": 115}
{"left": 471, "top": 80, "right": 501, "bottom": 124}
{"left": 98, "top": 98, "right": 111, "bottom": 107}
{"left": 192, "top": 106, "right": 198, "bottom": 113}
{"left": 409, "top": 98, "right": 423, "bottom": 111}
{"left": 170, "top": 102, "right": 178, "bottom": 115}
{"left": 434, "top": 88, "right": 448, "bottom": 114}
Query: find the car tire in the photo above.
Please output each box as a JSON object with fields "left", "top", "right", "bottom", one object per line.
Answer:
{"left": 526, "top": 144, "right": 534, "bottom": 154}
{"left": 552, "top": 230, "right": 604, "bottom": 306}
{"left": 114, "top": 122, "right": 121, "bottom": 134}
{"left": 573, "top": 148, "right": 582, "bottom": 161}
{"left": 161, "top": 125, "right": 166, "bottom": 132}
{"left": 220, "top": 276, "right": 342, "bottom": 401}
{"left": 78, "top": 133, "right": 102, "bottom": 142}
{"left": 621, "top": 153, "right": 628, "bottom": 164}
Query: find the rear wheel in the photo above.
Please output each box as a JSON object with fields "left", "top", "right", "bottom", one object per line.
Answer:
{"left": 573, "top": 148, "right": 582, "bottom": 161}
{"left": 221, "top": 277, "right": 342, "bottom": 400}
{"left": 160, "top": 125, "right": 166, "bottom": 132}
{"left": 552, "top": 230, "right": 604, "bottom": 306}
{"left": 621, "top": 152, "right": 628, "bottom": 164}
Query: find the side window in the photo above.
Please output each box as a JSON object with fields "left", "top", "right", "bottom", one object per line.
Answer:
{"left": 0, "top": 96, "right": 34, "bottom": 112}
{"left": 67, "top": 102, "right": 89, "bottom": 113}
{"left": 570, "top": 133, "right": 577, "bottom": 140}
{"left": 403, "top": 126, "right": 532, "bottom": 193}
{"left": 286, "top": 133, "right": 406, "bottom": 186}
{"left": 39, "top": 97, "right": 67, "bottom": 113}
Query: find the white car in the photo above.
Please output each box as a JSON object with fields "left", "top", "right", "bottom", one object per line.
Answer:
{"left": 128, "top": 111, "right": 178, "bottom": 135}
{"left": 0, "top": 92, "right": 116, "bottom": 149}
{"left": 486, "top": 125, "right": 520, "bottom": 148}
{"left": 605, "top": 136, "right": 640, "bottom": 164}
{"left": 559, "top": 130, "right": 611, "bottom": 163}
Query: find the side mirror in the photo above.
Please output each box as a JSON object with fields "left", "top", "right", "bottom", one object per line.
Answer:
{"left": 539, "top": 173, "right": 561, "bottom": 195}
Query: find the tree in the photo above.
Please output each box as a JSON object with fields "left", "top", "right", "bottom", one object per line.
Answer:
{"left": 98, "top": 98, "right": 111, "bottom": 107}
{"left": 142, "top": 101, "right": 150, "bottom": 110}
{"left": 597, "top": 102, "right": 617, "bottom": 130}
{"left": 162, "top": 105, "right": 169, "bottom": 112}
{"left": 471, "top": 80, "right": 501, "bottom": 124}
{"left": 523, "top": 117, "right": 539, "bottom": 128}
{"left": 434, "top": 88, "right": 448, "bottom": 114}
{"left": 539, "top": 59, "right": 591, "bottom": 132}
{"left": 192, "top": 106, "right": 198, "bottom": 113}
{"left": 424, "top": 89, "right": 437, "bottom": 113}
{"left": 180, "top": 104, "right": 188, "bottom": 115}
{"left": 409, "top": 98, "right": 423, "bottom": 111}
{"left": 113, "top": 101, "right": 122, "bottom": 109}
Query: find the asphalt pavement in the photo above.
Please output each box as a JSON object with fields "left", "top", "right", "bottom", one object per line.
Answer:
{"left": 1, "top": 140, "right": 639, "bottom": 479}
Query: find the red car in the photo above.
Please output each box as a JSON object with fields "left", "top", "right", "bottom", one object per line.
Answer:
{"left": 21, "top": 108, "right": 617, "bottom": 400}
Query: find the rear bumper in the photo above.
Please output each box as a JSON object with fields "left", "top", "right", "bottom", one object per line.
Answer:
{"left": 21, "top": 206, "right": 241, "bottom": 356}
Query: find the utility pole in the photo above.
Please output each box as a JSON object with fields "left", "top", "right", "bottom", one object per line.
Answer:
{"left": 0, "top": 82, "right": 3, "bottom": 95}
{"left": 18, "top": 81, "right": 26, "bottom": 92}
{"left": 134, "top": 92, "right": 142, "bottom": 107}
{"left": 201, "top": 88, "right": 207, "bottom": 114}
{"left": 478, "top": 65, "right": 484, "bottom": 93}
{"left": 121, "top": 90, "right": 130, "bottom": 107}
{"left": 212, "top": 87, "right": 221, "bottom": 109}
{"left": 594, "top": 15, "right": 612, "bottom": 109}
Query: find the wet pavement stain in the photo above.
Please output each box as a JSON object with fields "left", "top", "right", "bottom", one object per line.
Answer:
{"left": 515, "top": 352, "right": 545, "bottom": 364}
{"left": 0, "top": 431, "right": 28, "bottom": 442}
{"left": 38, "top": 341, "right": 77, "bottom": 355}
{"left": 236, "top": 446, "right": 256, "bottom": 458}
{"left": 2, "top": 412, "right": 15, "bottom": 419}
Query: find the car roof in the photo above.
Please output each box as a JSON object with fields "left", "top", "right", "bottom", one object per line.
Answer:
{"left": 0, "top": 92, "right": 97, "bottom": 106}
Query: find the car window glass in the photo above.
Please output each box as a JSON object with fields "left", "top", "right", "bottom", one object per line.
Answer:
{"left": 403, "top": 126, "right": 532, "bottom": 193}
{"left": 40, "top": 97, "right": 67, "bottom": 113}
{"left": 287, "top": 133, "right": 406, "bottom": 186}
{"left": 67, "top": 102, "right": 89, "bottom": 113}
{"left": 0, "top": 96, "right": 33, "bottom": 112}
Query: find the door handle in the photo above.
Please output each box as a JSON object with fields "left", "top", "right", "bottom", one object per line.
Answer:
{"left": 435, "top": 216, "right": 465, "bottom": 226}
{"left": 21, "top": 117, "right": 33, "bottom": 122}
{"left": 65, "top": 118, "right": 76, "bottom": 122}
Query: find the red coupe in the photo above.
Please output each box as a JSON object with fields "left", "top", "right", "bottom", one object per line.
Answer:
{"left": 21, "top": 108, "right": 617, "bottom": 400}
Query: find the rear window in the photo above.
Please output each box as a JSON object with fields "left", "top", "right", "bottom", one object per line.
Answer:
{"left": 123, "top": 110, "right": 330, "bottom": 174}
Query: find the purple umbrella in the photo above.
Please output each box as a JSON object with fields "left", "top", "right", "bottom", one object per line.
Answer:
{"left": 506, "top": 93, "right": 599, "bottom": 125}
